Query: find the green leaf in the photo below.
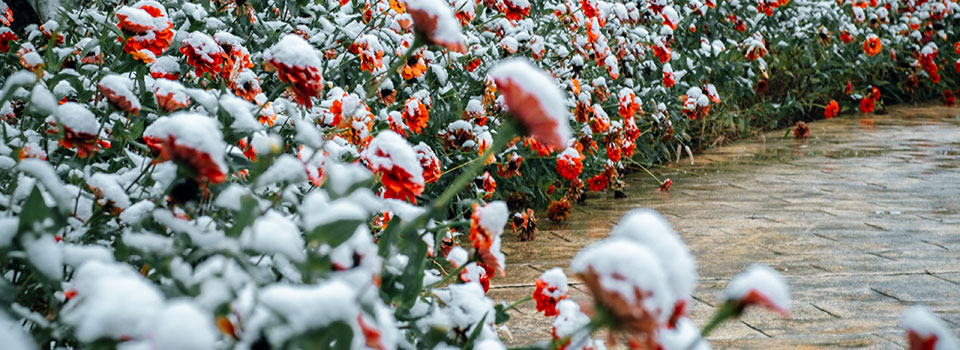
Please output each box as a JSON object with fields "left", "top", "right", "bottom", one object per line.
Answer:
{"left": 17, "top": 186, "right": 51, "bottom": 235}
{"left": 494, "top": 301, "right": 512, "bottom": 324}
{"left": 308, "top": 219, "right": 366, "bottom": 248}
{"left": 226, "top": 195, "right": 260, "bottom": 237}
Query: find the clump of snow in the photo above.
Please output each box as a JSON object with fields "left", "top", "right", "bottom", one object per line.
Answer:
{"left": 255, "top": 154, "right": 307, "bottom": 188}
{"left": 259, "top": 280, "right": 358, "bottom": 335}
{"left": 53, "top": 102, "right": 99, "bottom": 135}
{"left": 661, "top": 317, "right": 710, "bottom": 350}
{"left": 447, "top": 246, "right": 468, "bottom": 267}
{"left": 142, "top": 113, "right": 226, "bottom": 173}
{"left": 361, "top": 131, "right": 425, "bottom": 185}
{"left": 474, "top": 201, "right": 508, "bottom": 239}
{"left": 538, "top": 267, "right": 568, "bottom": 299}
{"left": 263, "top": 34, "right": 322, "bottom": 69}
{"left": 241, "top": 210, "right": 306, "bottom": 263}
{"left": 151, "top": 300, "right": 218, "bottom": 350}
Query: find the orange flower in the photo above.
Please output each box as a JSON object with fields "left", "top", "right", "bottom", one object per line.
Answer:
{"left": 403, "top": 97, "right": 429, "bottom": 134}
{"left": 0, "top": 28, "right": 17, "bottom": 53}
{"left": 863, "top": 34, "right": 881, "bottom": 56}
{"left": 479, "top": 171, "right": 496, "bottom": 199}
{"left": 362, "top": 131, "right": 425, "bottom": 203}
{"left": 0, "top": 3, "right": 11, "bottom": 26}
{"left": 263, "top": 35, "right": 325, "bottom": 108}
{"left": 149, "top": 56, "right": 180, "bottom": 80}
{"left": 793, "top": 121, "right": 810, "bottom": 138}
{"left": 547, "top": 198, "right": 571, "bottom": 222}
{"left": 618, "top": 90, "right": 639, "bottom": 119}
{"left": 659, "top": 178, "right": 672, "bottom": 191}
{"left": 466, "top": 58, "right": 482, "bottom": 72}
{"left": 357, "top": 315, "right": 386, "bottom": 350}
{"left": 215, "top": 32, "right": 254, "bottom": 79}
{"left": 469, "top": 201, "right": 507, "bottom": 251}
{"left": 822, "top": 100, "right": 838, "bottom": 119}
{"left": 556, "top": 148, "right": 583, "bottom": 180}
{"left": 488, "top": 59, "right": 573, "bottom": 148}
{"left": 116, "top": 2, "right": 174, "bottom": 62}
{"left": 17, "top": 44, "right": 44, "bottom": 75}
{"left": 350, "top": 35, "right": 385, "bottom": 73}
{"left": 405, "top": 0, "right": 468, "bottom": 52}
{"left": 586, "top": 172, "right": 609, "bottom": 191}
{"left": 413, "top": 142, "right": 441, "bottom": 184}
{"left": 153, "top": 80, "right": 190, "bottom": 112}
{"left": 47, "top": 103, "right": 109, "bottom": 158}
{"left": 497, "top": 152, "right": 523, "bottom": 178}
{"left": 180, "top": 32, "right": 224, "bottom": 78}
{"left": 401, "top": 51, "right": 428, "bottom": 79}
{"left": 98, "top": 75, "right": 141, "bottom": 115}
{"left": 498, "top": 0, "right": 531, "bottom": 21}
{"left": 143, "top": 114, "right": 227, "bottom": 184}
{"left": 606, "top": 142, "right": 621, "bottom": 162}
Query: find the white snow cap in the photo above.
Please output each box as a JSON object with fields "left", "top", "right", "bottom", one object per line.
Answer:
{"left": 264, "top": 34, "right": 322, "bottom": 69}
{"left": 142, "top": 113, "right": 227, "bottom": 173}
{"left": 242, "top": 210, "right": 306, "bottom": 263}
{"left": 722, "top": 263, "right": 791, "bottom": 316}
{"left": 53, "top": 102, "right": 99, "bottom": 135}
{"left": 474, "top": 201, "right": 509, "bottom": 239}
{"left": 538, "top": 267, "right": 569, "bottom": 299}
{"left": 661, "top": 317, "right": 711, "bottom": 350}
{"left": 899, "top": 305, "right": 959, "bottom": 350}
{"left": 487, "top": 58, "right": 572, "bottom": 147}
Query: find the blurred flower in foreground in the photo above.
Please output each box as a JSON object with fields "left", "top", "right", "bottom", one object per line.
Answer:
{"left": 899, "top": 305, "right": 959, "bottom": 350}
{"left": 721, "top": 263, "right": 791, "bottom": 317}
{"left": 470, "top": 201, "right": 509, "bottom": 275}
{"left": 404, "top": 0, "right": 468, "bottom": 53}
{"left": 488, "top": 58, "right": 572, "bottom": 148}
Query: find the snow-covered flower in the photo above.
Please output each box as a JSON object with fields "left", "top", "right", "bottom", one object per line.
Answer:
{"left": 722, "top": 263, "right": 791, "bottom": 317}
{"left": 899, "top": 305, "right": 959, "bottom": 350}
{"left": 143, "top": 113, "right": 227, "bottom": 184}
{"left": 488, "top": 58, "right": 573, "bottom": 148}
{"left": 180, "top": 31, "right": 224, "bottom": 78}
{"left": 98, "top": 75, "right": 141, "bottom": 115}
{"left": 362, "top": 131, "right": 425, "bottom": 203}
{"left": 533, "top": 268, "right": 568, "bottom": 316}
{"left": 116, "top": 1, "right": 174, "bottom": 62}
{"left": 405, "top": 0, "right": 468, "bottom": 53}
{"left": 263, "top": 35, "right": 324, "bottom": 108}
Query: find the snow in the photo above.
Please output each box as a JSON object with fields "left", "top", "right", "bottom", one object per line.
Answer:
{"left": 122, "top": 231, "right": 174, "bottom": 254}
{"left": 0, "top": 217, "right": 16, "bottom": 248}
{"left": 436, "top": 282, "right": 494, "bottom": 331}
{"left": 301, "top": 191, "right": 369, "bottom": 231}
{"left": 899, "top": 305, "right": 959, "bottom": 350}
{"left": 242, "top": 210, "right": 306, "bottom": 263}
{"left": 62, "top": 244, "right": 115, "bottom": 267}
{"left": 220, "top": 94, "right": 261, "bottom": 132}
{"left": 99, "top": 75, "right": 141, "bottom": 112}
{"left": 487, "top": 58, "right": 572, "bottom": 147}
{"left": 142, "top": 113, "right": 227, "bottom": 173}
{"left": 255, "top": 155, "right": 307, "bottom": 188}
{"left": 30, "top": 85, "right": 57, "bottom": 115}
{"left": 539, "top": 267, "right": 568, "bottom": 299}
{"left": 447, "top": 246, "right": 468, "bottom": 267}
{"left": 87, "top": 173, "right": 131, "bottom": 208}
{"left": 119, "top": 200, "right": 156, "bottom": 225}
{"left": 475, "top": 201, "right": 508, "bottom": 237}
{"left": 259, "top": 280, "right": 358, "bottom": 334}
{"left": 61, "top": 261, "right": 165, "bottom": 342}
{"left": 0, "top": 312, "right": 35, "bottom": 350}
{"left": 54, "top": 102, "right": 99, "bottom": 135}
{"left": 722, "top": 263, "right": 791, "bottom": 315}
{"left": 181, "top": 32, "right": 223, "bottom": 63}
{"left": 552, "top": 299, "right": 591, "bottom": 348}
{"left": 18, "top": 159, "right": 72, "bottom": 211}
{"left": 21, "top": 234, "right": 63, "bottom": 280}
{"left": 570, "top": 238, "right": 674, "bottom": 324}
{"left": 152, "top": 300, "right": 218, "bottom": 350}
{"left": 661, "top": 317, "right": 710, "bottom": 350}
{"left": 264, "top": 34, "right": 322, "bottom": 69}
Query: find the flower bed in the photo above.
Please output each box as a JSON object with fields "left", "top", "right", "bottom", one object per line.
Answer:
{"left": 0, "top": 0, "right": 958, "bottom": 349}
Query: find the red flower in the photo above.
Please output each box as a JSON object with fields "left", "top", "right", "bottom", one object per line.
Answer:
{"left": 660, "top": 178, "right": 672, "bottom": 192}
{"left": 663, "top": 69, "right": 675, "bottom": 88}
{"left": 871, "top": 86, "right": 881, "bottom": 100}
{"left": 556, "top": 148, "right": 583, "bottom": 180}
{"left": 460, "top": 262, "right": 491, "bottom": 292}
{"left": 47, "top": 103, "right": 109, "bottom": 158}
{"left": 844, "top": 81, "right": 853, "bottom": 94}
{"left": 586, "top": 172, "right": 609, "bottom": 191}
{"left": 533, "top": 268, "right": 568, "bottom": 316}
{"left": 264, "top": 35, "right": 325, "bottom": 108}
{"left": 943, "top": 90, "right": 956, "bottom": 107}
{"left": 180, "top": 32, "right": 224, "bottom": 78}
{"left": 469, "top": 201, "right": 507, "bottom": 251}
{"left": 154, "top": 81, "right": 190, "bottom": 112}
{"left": 357, "top": 315, "right": 386, "bottom": 350}
{"left": 0, "top": 28, "right": 17, "bottom": 53}
{"left": 859, "top": 96, "right": 875, "bottom": 114}
{"left": 403, "top": 97, "right": 429, "bottom": 134}
{"left": 824, "top": 100, "right": 839, "bottom": 119}
{"left": 498, "top": 0, "right": 531, "bottom": 21}
{"left": 362, "top": 131, "right": 425, "bottom": 203}
{"left": 466, "top": 58, "right": 482, "bottom": 72}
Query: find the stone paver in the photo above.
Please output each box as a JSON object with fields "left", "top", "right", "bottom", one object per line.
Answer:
{"left": 490, "top": 104, "right": 960, "bottom": 349}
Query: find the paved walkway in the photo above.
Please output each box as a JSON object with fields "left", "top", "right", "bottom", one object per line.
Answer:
{"left": 491, "top": 104, "right": 960, "bottom": 349}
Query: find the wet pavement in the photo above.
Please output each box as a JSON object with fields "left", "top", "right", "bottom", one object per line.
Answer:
{"left": 491, "top": 104, "right": 960, "bottom": 349}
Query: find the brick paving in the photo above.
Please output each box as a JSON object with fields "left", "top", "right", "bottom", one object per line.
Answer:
{"left": 490, "top": 104, "right": 960, "bottom": 349}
